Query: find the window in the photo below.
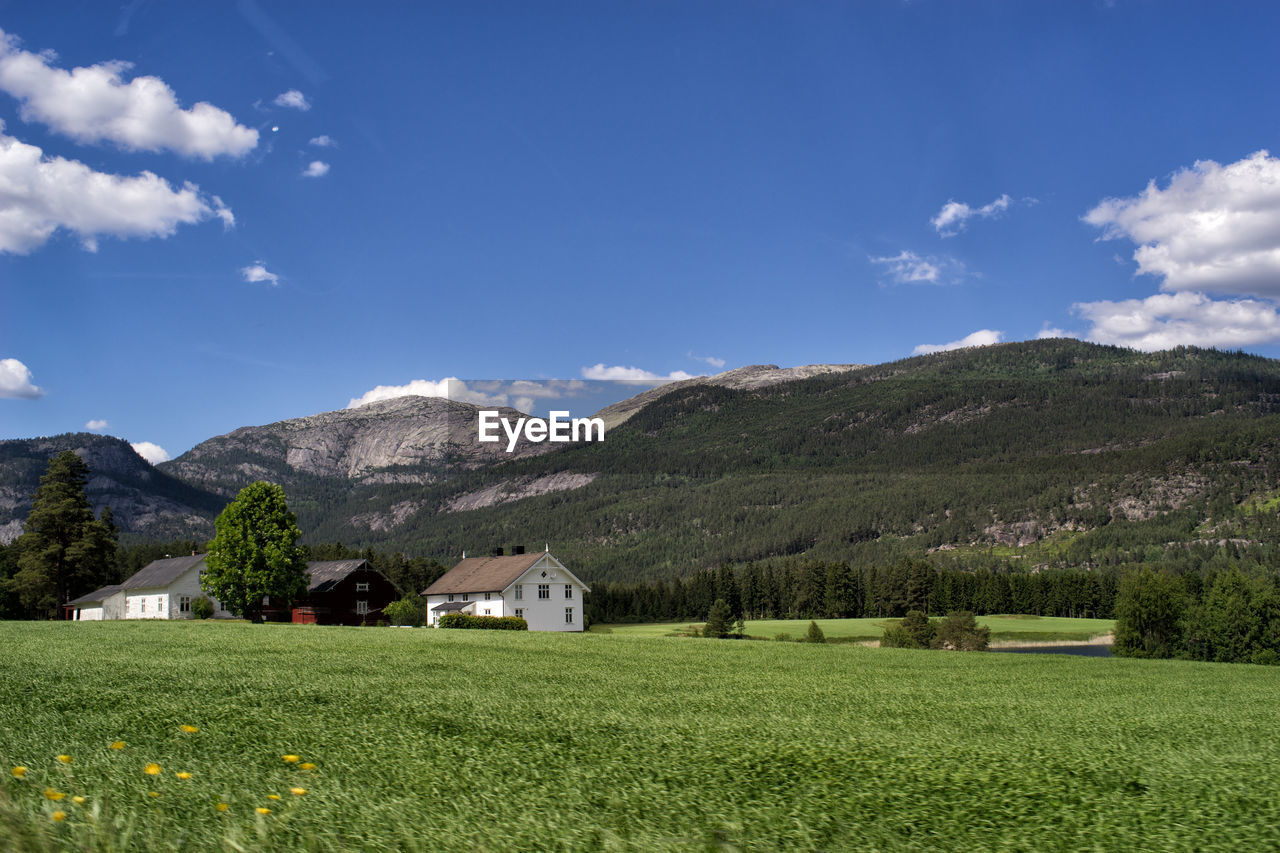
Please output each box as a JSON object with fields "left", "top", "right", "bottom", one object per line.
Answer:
{"left": 179, "top": 595, "right": 191, "bottom": 613}
{"left": 538, "top": 584, "right": 550, "bottom": 599}
{"left": 141, "top": 599, "right": 146, "bottom": 613}
{"left": 514, "top": 585, "right": 523, "bottom": 600}
{"left": 484, "top": 608, "right": 491, "bottom": 615}
{"left": 159, "top": 597, "right": 165, "bottom": 612}
{"left": 564, "top": 584, "right": 573, "bottom": 600}
{"left": 461, "top": 593, "right": 469, "bottom": 601}
{"left": 484, "top": 592, "right": 491, "bottom": 600}
{"left": 448, "top": 593, "right": 454, "bottom": 602}
{"left": 356, "top": 600, "right": 369, "bottom": 615}
{"left": 514, "top": 608, "right": 524, "bottom": 619}
{"left": 565, "top": 607, "right": 574, "bottom": 624}
{"left": 356, "top": 582, "right": 369, "bottom": 592}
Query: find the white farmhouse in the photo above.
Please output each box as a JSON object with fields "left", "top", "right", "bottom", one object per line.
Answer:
{"left": 423, "top": 548, "right": 590, "bottom": 631}
{"left": 66, "top": 555, "right": 235, "bottom": 620}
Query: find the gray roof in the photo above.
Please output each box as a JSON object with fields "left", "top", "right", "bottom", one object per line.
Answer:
{"left": 121, "top": 555, "right": 207, "bottom": 590}
{"left": 430, "top": 600, "right": 472, "bottom": 613}
{"left": 66, "top": 584, "right": 123, "bottom": 606}
{"left": 306, "top": 560, "right": 371, "bottom": 594}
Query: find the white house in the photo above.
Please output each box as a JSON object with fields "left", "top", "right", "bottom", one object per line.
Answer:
{"left": 67, "top": 555, "right": 235, "bottom": 620}
{"left": 422, "top": 548, "right": 590, "bottom": 631}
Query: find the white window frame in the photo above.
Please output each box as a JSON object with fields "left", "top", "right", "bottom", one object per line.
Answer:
{"left": 356, "top": 582, "right": 370, "bottom": 592}
{"left": 514, "top": 585, "right": 523, "bottom": 600}
{"left": 564, "top": 584, "right": 573, "bottom": 600}
{"left": 538, "top": 584, "right": 550, "bottom": 599}
{"left": 565, "top": 607, "right": 574, "bottom": 624}
{"left": 514, "top": 608, "right": 524, "bottom": 619}
{"left": 356, "top": 600, "right": 370, "bottom": 615}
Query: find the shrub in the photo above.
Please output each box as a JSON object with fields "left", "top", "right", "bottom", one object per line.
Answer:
{"left": 933, "top": 611, "right": 990, "bottom": 651}
{"left": 880, "top": 624, "right": 916, "bottom": 648}
{"left": 437, "top": 613, "right": 528, "bottom": 630}
{"left": 383, "top": 597, "right": 427, "bottom": 627}
{"left": 804, "top": 621, "right": 826, "bottom": 644}
{"left": 191, "top": 595, "right": 215, "bottom": 620}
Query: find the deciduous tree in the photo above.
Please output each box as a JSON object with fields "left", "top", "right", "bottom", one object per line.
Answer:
{"left": 202, "top": 482, "right": 308, "bottom": 622}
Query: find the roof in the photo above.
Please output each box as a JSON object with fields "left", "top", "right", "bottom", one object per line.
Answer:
{"left": 121, "top": 555, "right": 207, "bottom": 590}
{"left": 430, "top": 601, "right": 473, "bottom": 613}
{"left": 66, "top": 584, "right": 123, "bottom": 606}
{"left": 306, "top": 560, "right": 372, "bottom": 594}
{"left": 423, "top": 552, "right": 544, "bottom": 595}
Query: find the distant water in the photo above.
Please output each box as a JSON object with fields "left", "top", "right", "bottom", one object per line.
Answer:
{"left": 996, "top": 644, "right": 1112, "bottom": 657}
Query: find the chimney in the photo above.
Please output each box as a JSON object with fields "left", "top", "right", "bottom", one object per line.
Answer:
{"left": 513, "top": 545, "right": 525, "bottom": 555}
{"left": 491, "top": 547, "right": 504, "bottom": 557}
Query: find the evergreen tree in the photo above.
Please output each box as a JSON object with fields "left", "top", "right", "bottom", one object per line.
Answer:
{"left": 703, "top": 598, "right": 731, "bottom": 639}
{"left": 805, "top": 620, "right": 826, "bottom": 643}
{"left": 202, "top": 482, "right": 308, "bottom": 622}
{"left": 1113, "top": 568, "right": 1185, "bottom": 659}
{"left": 9, "top": 452, "right": 118, "bottom": 619}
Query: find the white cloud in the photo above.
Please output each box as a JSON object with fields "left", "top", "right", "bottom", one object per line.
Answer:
{"left": 580, "top": 364, "right": 698, "bottom": 382}
{"left": 301, "top": 160, "right": 329, "bottom": 178}
{"left": 130, "top": 441, "right": 169, "bottom": 464}
{"left": 85, "top": 419, "right": 108, "bottom": 430}
{"left": 1037, "top": 326, "right": 1072, "bottom": 340}
{"left": 273, "top": 89, "right": 311, "bottom": 111}
{"left": 309, "top": 135, "right": 336, "bottom": 148}
{"left": 912, "top": 329, "right": 1004, "bottom": 355}
{"left": 347, "top": 378, "right": 591, "bottom": 410}
{"left": 0, "top": 28, "right": 257, "bottom": 159}
{"left": 688, "top": 352, "right": 726, "bottom": 369}
{"left": 932, "top": 193, "right": 1012, "bottom": 236}
{"left": 1084, "top": 150, "right": 1280, "bottom": 299}
{"left": 0, "top": 127, "right": 228, "bottom": 254}
{"left": 1072, "top": 291, "right": 1280, "bottom": 351}
{"left": 240, "top": 263, "right": 279, "bottom": 286}
{"left": 0, "top": 357, "right": 43, "bottom": 398}
{"left": 869, "top": 250, "right": 962, "bottom": 284}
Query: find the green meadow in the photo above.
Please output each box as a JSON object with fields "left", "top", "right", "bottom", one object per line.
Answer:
{"left": 598, "top": 614, "right": 1115, "bottom": 643}
{"left": 2, "top": 620, "right": 1277, "bottom": 852}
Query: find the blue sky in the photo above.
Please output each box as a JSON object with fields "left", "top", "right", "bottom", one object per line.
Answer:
{"left": 4, "top": 1, "right": 1280, "bottom": 460}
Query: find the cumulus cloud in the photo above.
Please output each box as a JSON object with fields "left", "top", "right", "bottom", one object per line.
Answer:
{"left": 869, "top": 250, "right": 963, "bottom": 284}
{"left": 580, "top": 364, "right": 698, "bottom": 382}
{"left": 1072, "top": 292, "right": 1280, "bottom": 351}
{"left": 273, "top": 89, "right": 310, "bottom": 111}
{"left": 932, "top": 194, "right": 1012, "bottom": 236}
{"left": 0, "top": 358, "right": 43, "bottom": 398}
{"left": 1037, "top": 326, "right": 1072, "bottom": 340}
{"left": 130, "top": 441, "right": 169, "bottom": 464}
{"left": 85, "top": 419, "right": 108, "bottom": 430}
{"left": 1084, "top": 150, "right": 1280, "bottom": 299}
{"left": 301, "top": 160, "right": 329, "bottom": 178}
{"left": 240, "top": 263, "right": 279, "bottom": 285}
{"left": 309, "top": 135, "right": 336, "bottom": 147}
{"left": 0, "top": 28, "right": 257, "bottom": 159}
{"left": 912, "top": 329, "right": 1004, "bottom": 355}
{"left": 0, "top": 128, "right": 228, "bottom": 254}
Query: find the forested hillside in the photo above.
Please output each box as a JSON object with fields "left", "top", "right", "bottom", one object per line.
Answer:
{"left": 311, "top": 340, "right": 1280, "bottom": 582}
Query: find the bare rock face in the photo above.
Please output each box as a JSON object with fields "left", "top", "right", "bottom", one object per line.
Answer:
{"left": 593, "top": 364, "right": 867, "bottom": 429}
{"left": 160, "top": 396, "right": 552, "bottom": 494}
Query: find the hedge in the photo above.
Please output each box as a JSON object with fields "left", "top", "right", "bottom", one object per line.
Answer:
{"left": 437, "top": 613, "right": 529, "bottom": 630}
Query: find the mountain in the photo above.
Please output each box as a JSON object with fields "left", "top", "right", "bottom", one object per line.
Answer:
{"left": 0, "top": 434, "right": 222, "bottom": 544}
{"left": 10, "top": 340, "right": 1280, "bottom": 584}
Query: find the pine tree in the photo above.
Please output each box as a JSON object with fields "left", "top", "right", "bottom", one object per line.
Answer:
{"left": 10, "top": 452, "right": 118, "bottom": 618}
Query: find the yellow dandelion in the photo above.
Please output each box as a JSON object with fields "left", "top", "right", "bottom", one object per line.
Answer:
{"left": 109, "top": 741, "right": 126, "bottom": 750}
{"left": 299, "top": 762, "right": 316, "bottom": 770}
{"left": 179, "top": 725, "right": 199, "bottom": 733}
{"left": 175, "top": 771, "right": 192, "bottom": 780}
{"left": 290, "top": 787, "right": 306, "bottom": 796}
{"left": 55, "top": 755, "right": 71, "bottom": 764}
{"left": 216, "top": 802, "right": 229, "bottom": 812}
{"left": 43, "top": 788, "right": 66, "bottom": 801}
{"left": 267, "top": 794, "right": 281, "bottom": 801}
{"left": 144, "top": 763, "right": 161, "bottom": 776}
{"left": 51, "top": 811, "right": 66, "bottom": 822}
{"left": 72, "top": 796, "right": 86, "bottom": 805}
{"left": 11, "top": 766, "right": 27, "bottom": 778}
{"left": 256, "top": 807, "right": 271, "bottom": 815}
{"left": 281, "top": 754, "right": 300, "bottom": 763}
{"left": 148, "top": 791, "right": 160, "bottom": 798}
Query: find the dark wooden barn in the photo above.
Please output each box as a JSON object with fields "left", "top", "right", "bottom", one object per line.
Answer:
{"left": 269, "top": 560, "right": 400, "bottom": 626}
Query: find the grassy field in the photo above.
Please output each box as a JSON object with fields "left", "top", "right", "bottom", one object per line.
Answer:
{"left": 597, "top": 614, "right": 1115, "bottom": 642}
{"left": 2, "top": 620, "right": 1277, "bottom": 852}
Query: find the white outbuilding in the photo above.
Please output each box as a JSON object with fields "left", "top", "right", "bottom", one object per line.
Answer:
{"left": 422, "top": 548, "right": 589, "bottom": 631}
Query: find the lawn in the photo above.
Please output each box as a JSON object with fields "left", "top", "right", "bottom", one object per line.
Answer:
{"left": 598, "top": 614, "right": 1115, "bottom": 642}
{"left": 1, "top": 620, "right": 1276, "bottom": 852}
